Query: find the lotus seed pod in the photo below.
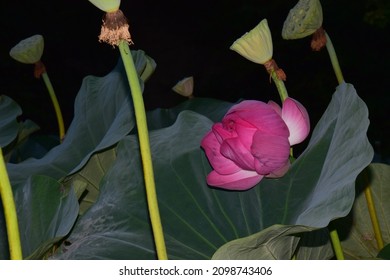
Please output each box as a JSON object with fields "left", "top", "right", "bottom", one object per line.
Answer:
{"left": 230, "top": 19, "right": 273, "bottom": 65}
{"left": 9, "top": 34, "right": 44, "bottom": 64}
{"left": 282, "top": 0, "right": 323, "bottom": 40}
{"left": 172, "top": 76, "right": 194, "bottom": 97}
{"left": 88, "top": 0, "right": 120, "bottom": 12}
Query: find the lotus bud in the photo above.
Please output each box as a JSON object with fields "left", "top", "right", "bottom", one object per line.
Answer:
{"left": 282, "top": 0, "right": 323, "bottom": 40}
{"left": 9, "top": 34, "right": 44, "bottom": 64}
{"left": 230, "top": 19, "right": 273, "bottom": 65}
{"left": 88, "top": 0, "right": 120, "bottom": 13}
{"left": 172, "top": 76, "right": 194, "bottom": 98}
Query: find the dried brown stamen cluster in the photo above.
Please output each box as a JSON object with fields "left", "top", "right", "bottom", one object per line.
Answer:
{"left": 99, "top": 9, "right": 133, "bottom": 46}
{"left": 264, "top": 59, "right": 287, "bottom": 81}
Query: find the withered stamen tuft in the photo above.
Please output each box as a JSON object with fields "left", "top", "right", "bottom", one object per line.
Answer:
{"left": 98, "top": 9, "right": 133, "bottom": 46}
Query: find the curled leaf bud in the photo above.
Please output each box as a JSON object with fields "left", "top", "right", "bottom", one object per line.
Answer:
{"left": 172, "top": 76, "right": 194, "bottom": 98}
{"left": 9, "top": 34, "right": 44, "bottom": 64}
{"left": 282, "top": 0, "right": 323, "bottom": 40}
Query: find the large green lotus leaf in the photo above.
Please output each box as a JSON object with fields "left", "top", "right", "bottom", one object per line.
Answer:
{"left": 293, "top": 227, "right": 333, "bottom": 259}
{"left": 13, "top": 175, "right": 79, "bottom": 259}
{"left": 0, "top": 95, "right": 22, "bottom": 148}
{"left": 6, "top": 50, "right": 149, "bottom": 188}
{"left": 212, "top": 224, "right": 320, "bottom": 259}
{"left": 377, "top": 244, "right": 390, "bottom": 260}
{"left": 61, "top": 147, "right": 117, "bottom": 215}
{"left": 7, "top": 134, "right": 58, "bottom": 163}
{"left": 0, "top": 95, "right": 38, "bottom": 155}
{"left": 213, "top": 225, "right": 334, "bottom": 260}
{"left": 145, "top": 97, "right": 233, "bottom": 130}
{"left": 335, "top": 163, "right": 390, "bottom": 259}
{"left": 52, "top": 83, "right": 372, "bottom": 259}
{"left": 60, "top": 98, "right": 233, "bottom": 216}
{"left": 51, "top": 111, "right": 214, "bottom": 259}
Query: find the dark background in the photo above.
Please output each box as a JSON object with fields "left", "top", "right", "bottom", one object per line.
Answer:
{"left": 1, "top": 0, "right": 389, "bottom": 160}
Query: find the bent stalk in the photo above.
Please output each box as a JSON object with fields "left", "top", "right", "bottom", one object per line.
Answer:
{"left": 0, "top": 148, "right": 22, "bottom": 259}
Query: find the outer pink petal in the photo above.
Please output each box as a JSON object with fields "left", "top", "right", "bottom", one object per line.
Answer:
{"left": 226, "top": 100, "right": 271, "bottom": 115}
{"left": 220, "top": 137, "right": 256, "bottom": 170}
{"left": 268, "top": 100, "right": 282, "bottom": 116}
{"left": 201, "top": 131, "right": 241, "bottom": 175}
{"left": 251, "top": 132, "right": 290, "bottom": 175}
{"left": 282, "top": 98, "right": 310, "bottom": 146}
{"left": 206, "top": 169, "right": 263, "bottom": 190}
{"left": 265, "top": 161, "right": 290, "bottom": 178}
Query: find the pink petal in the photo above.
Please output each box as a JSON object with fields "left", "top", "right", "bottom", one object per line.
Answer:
{"left": 226, "top": 100, "right": 271, "bottom": 115}
{"left": 281, "top": 98, "right": 310, "bottom": 146}
{"left": 265, "top": 161, "right": 290, "bottom": 178}
{"left": 220, "top": 137, "right": 256, "bottom": 170}
{"left": 212, "top": 123, "right": 237, "bottom": 143}
{"left": 226, "top": 101, "right": 289, "bottom": 137}
{"left": 229, "top": 118, "right": 257, "bottom": 151}
{"left": 206, "top": 170, "right": 263, "bottom": 190}
{"left": 201, "top": 131, "right": 241, "bottom": 175}
{"left": 268, "top": 100, "right": 282, "bottom": 116}
{"left": 251, "top": 132, "right": 290, "bottom": 175}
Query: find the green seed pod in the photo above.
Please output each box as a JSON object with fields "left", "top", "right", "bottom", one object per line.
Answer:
{"left": 230, "top": 19, "right": 273, "bottom": 65}
{"left": 88, "top": 0, "right": 120, "bottom": 13}
{"left": 282, "top": 0, "right": 323, "bottom": 40}
{"left": 9, "top": 34, "right": 44, "bottom": 64}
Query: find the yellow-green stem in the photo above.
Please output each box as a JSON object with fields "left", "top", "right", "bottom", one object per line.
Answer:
{"left": 118, "top": 40, "right": 168, "bottom": 260}
{"left": 270, "top": 70, "right": 288, "bottom": 102}
{"left": 329, "top": 228, "right": 344, "bottom": 260}
{"left": 363, "top": 171, "right": 384, "bottom": 250}
{"left": 0, "top": 148, "right": 23, "bottom": 259}
{"left": 270, "top": 70, "right": 292, "bottom": 158}
{"left": 41, "top": 72, "right": 65, "bottom": 142}
{"left": 324, "top": 32, "right": 344, "bottom": 84}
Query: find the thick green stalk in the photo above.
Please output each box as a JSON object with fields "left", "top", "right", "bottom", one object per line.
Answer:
{"left": 118, "top": 40, "right": 168, "bottom": 260}
{"left": 41, "top": 72, "right": 65, "bottom": 142}
{"left": 324, "top": 32, "right": 344, "bottom": 84}
{"left": 270, "top": 70, "right": 293, "bottom": 158}
{"left": 0, "top": 148, "right": 23, "bottom": 259}
{"left": 363, "top": 170, "right": 384, "bottom": 250}
{"left": 325, "top": 32, "right": 383, "bottom": 251}
{"left": 270, "top": 70, "right": 288, "bottom": 102}
{"left": 329, "top": 228, "right": 344, "bottom": 260}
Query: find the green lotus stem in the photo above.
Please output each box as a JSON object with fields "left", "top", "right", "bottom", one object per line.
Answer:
{"left": 41, "top": 72, "right": 65, "bottom": 142}
{"left": 270, "top": 70, "right": 288, "bottom": 102}
{"left": 363, "top": 170, "right": 384, "bottom": 250}
{"left": 329, "top": 228, "right": 344, "bottom": 260}
{"left": 118, "top": 40, "right": 168, "bottom": 260}
{"left": 270, "top": 70, "right": 293, "bottom": 158}
{"left": 0, "top": 148, "right": 23, "bottom": 259}
{"left": 324, "top": 32, "right": 344, "bottom": 84}
{"left": 325, "top": 32, "right": 383, "bottom": 251}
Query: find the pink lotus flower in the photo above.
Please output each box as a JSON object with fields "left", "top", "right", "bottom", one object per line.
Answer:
{"left": 201, "top": 98, "right": 310, "bottom": 190}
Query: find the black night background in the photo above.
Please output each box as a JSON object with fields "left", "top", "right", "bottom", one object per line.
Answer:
{"left": 0, "top": 0, "right": 389, "bottom": 160}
